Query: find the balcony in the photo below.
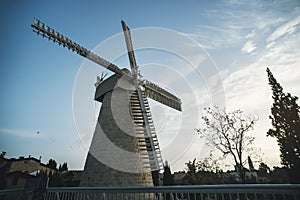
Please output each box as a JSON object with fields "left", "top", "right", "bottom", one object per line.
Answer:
{"left": 0, "top": 184, "right": 299, "bottom": 200}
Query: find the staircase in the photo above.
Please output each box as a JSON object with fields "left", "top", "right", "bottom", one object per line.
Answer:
{"left": 129, "top": 90, "right": 164, "bottom": 171}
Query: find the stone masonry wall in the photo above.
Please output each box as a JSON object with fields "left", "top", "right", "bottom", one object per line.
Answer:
{"left": 80, "top": 88, "right": 153, "bottom": 186}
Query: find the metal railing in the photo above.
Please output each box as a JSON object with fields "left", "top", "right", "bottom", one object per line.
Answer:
{"left": 0, "top": 188, "right": 24, "bottom": 200}
{"left": 1, "top": 184, "right": 299, "bottom": 200}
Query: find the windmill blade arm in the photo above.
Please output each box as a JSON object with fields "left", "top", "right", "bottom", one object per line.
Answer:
{"left": 31, "top": 17, "right": 124, "bottom": 76}
{"left": 142, "top": 80, "right": 182, "bottom": 111}
{"left": 121, "top": 20, "right": 138, "bottom": 74}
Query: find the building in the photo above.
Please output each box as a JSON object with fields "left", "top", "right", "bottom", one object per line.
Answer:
{"left": 61, "top": 170, "right": 83, "bottom": 187}
{"left": 8, "top": 156, "right": 55, "bottom": 175}
{"left": 227, "top": 171, "right": 258, "bottom": 182}
{"left": 0, "top": 156, "right": 54, "bottom": 190}
{"left": 3, "top": 171, "right": 35, "bottom": 190}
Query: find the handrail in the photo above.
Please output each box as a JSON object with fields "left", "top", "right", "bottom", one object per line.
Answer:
{"left": 0, "top": 188, "right": 24, "bottom": 194}
{"left": 45, "top": 184, "right": 300, "bottom": 193}
{"left": 1, "top": 184, "right": 299, "bottom": 200}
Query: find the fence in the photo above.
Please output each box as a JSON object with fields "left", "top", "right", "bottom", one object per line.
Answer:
{"left": 0, "top": 184, "right": 299, "bottom": 200}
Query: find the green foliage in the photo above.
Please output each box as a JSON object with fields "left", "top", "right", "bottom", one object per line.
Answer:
{"left": 48, "top": 172, "right": 64, "bottom": 187}
{"left": 163, "top": 163, "right": 173, "bottom": 185}
{"left": 269, "top": 166, "right": 290, "bottom": 183}
{"left": 197, "top": 159, "right": 223, "bottom": 185}
{"left": 47, "top": 159, "right": 57, "bottom": 170}
{"left": 183, "top": 159, "right": 198, "bottom": 185}
{"left": 258, "top": 162, "right": 270, "bottom": 177}
{"left": 197, "top": 154, "right": 221, "bottom": 173}
{"left": 0, "top": 151, "right": 6, "bottom": 158}
{"left": 266, "top": 68, "right": 300, "bottom": 183}
{"left": 58, "top": 162, "right": 68, "bottom": 172}
{"left": 182, "top": 158, "right": 224, "bottom": 185}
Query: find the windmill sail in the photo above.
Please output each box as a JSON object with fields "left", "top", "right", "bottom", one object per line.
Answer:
{"left": 142, "top": 80, "right": 182, "bottom": 111}
{"left": 31, "top": 18, "right": 125, "bottom": 76}
{"left": 121, "top": 20, "right": 138, "bottom": 74}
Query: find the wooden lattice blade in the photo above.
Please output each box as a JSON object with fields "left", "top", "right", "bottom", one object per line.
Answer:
{"left": 121, "top": 20, "right": 138, "bottom": 75}
{"left": 142, "top": 80, "right": 182, "bottom": 111}
{"left": 31, "top": 17, "right": 124, "bottom": 76}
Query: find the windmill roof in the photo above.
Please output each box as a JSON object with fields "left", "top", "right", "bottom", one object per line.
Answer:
{"left": 94, "top": 73, "right": 135, "bottom": 102}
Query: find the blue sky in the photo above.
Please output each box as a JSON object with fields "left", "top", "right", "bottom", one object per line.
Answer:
{"left": 0, "top": 0, "right": 299, "bottom": 172}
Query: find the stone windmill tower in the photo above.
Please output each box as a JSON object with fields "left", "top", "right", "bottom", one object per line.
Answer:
{"left": 32, "top": 18, "right": 182, "bottom": 186}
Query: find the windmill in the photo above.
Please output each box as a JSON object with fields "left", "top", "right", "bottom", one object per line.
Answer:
{"left": 31, "top": 18, "right": 182, "bottom": 186}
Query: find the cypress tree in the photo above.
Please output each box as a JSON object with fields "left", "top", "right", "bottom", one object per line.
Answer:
{"left": 266, "top": 68, "right": 300, "bottom": 183}
{"left": 163, "top": 161, "right": 173, "bottom": 185}
{"left": 248, "top": 156, "right": 255, "bottom": 171}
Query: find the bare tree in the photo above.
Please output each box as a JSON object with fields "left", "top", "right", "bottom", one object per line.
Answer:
{"left": 196, "top": 107, "right": 258, "bottom": 183}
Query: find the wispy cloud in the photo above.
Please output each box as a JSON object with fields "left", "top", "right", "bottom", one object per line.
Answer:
{"left": 245, "top": 30, "right": 256, "bottom": 39}
{"left": 241, "top": 40, "right": 257, "bottom": 55}
{"left": 190, "top": 24, "right": 245, "bottom": 50}
{"left": 0, "top": 128, "right": 47, "bottom": 139}
{"left": 267, "top": 15, "right": 300, "bottom": 43}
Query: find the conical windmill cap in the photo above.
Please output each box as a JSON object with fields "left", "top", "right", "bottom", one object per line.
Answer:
{"left": 94, "top": 70, "right": 135, "bottom": 102}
